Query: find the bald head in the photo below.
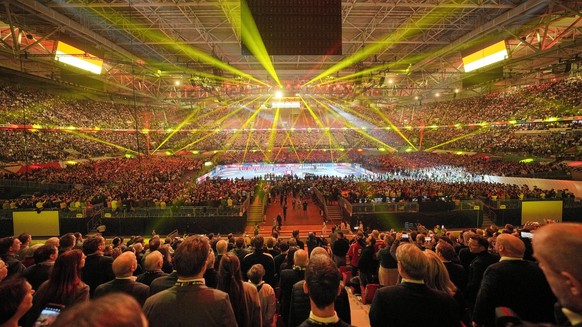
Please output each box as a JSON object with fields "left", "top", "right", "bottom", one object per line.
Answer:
{"left": 216, "top": 240, "right": 228, "bottom": 255}
{"left": 533, "top": 223, "right": 582, "bottom": 279}
{"left": 143, "top": 251, "right": 163, "bottom": 271}
{"left": 294, "top": 249, "right": 309, "bottom": 268}
{"left": 496, "top": 234, "right": 525, "bottom": 258}
{"left": 45, "top": 237, "right": 60, "bottom": 248}
{"left": 112, "top": 252, "right": 137, "bottom": 277}
{"left": 310, "top": 247, "right": 328, "bottom": 259}
{"left": 533, "top": 223, "right": 582, "bottom": 313}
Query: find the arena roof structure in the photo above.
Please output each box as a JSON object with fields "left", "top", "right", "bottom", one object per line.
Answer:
{"left": 0, "top": 0, "right": 581, "bottom": 104}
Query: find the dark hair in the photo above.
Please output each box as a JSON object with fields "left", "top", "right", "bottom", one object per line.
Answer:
{"left": 149, "top": 238, "right": 161, "bottom": 252}
{"left": 435, "top": 240, "right": 456, "bottom": 261}
{"left": 82, "top": 235, "right": 104, "bottom": 255}
{"left": 59, "top": 233, "right": 76, "bottom": 249}
{"left": 235, "top": 237, "right": 245, "bottom": 249}
{"left": 34, "top": 244, "right": 58, "bottom": 264}
{"left": 217, "top": 253, "right": 248, "bottom": 327}
{"left": 52, "top": 293, "right": 145, "bottom": 327}
{"left": 470, "top": 235, "right": 489, "bottom": 249}
{"left": 39, "top": 250, "right": 85, "bottom": 305}
{"left": 0, "top": 237, "right": 15, "bottom": 255}
{"left": 0, "top": 277, "right": 30, "bottom": 324}
{"left": 18, "top": 233, "right": 31, "bottom": 245}
{"left": 174, "top": 236, "right": 209, "bottom": 277}
{"left": 253, "top": 236, "right": 265, "bottom": 251}
{"left": 305, "top": 255, "right": 341, "bottom": 310}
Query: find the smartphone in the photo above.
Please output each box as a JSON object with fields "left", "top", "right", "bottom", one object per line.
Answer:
{"left": 402, "top": 234, "right": 409, "bottom": 239}
{"left": 33, "top": 303, "right": 65, "bottom": 327}
{"left": 424, "top": 237, "right": 432, "bottom": 242}
{"left": 520, "top": 231, "right": 533, "bottom": 239}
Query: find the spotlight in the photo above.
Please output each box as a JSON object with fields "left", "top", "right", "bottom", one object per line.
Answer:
{"left": 275, "top": 90, "right": 283, "bottom": 99}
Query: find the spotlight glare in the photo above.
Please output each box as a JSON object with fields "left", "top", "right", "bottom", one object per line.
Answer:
{"left": 275, "top": 90, "right": 283, "bottom": 99}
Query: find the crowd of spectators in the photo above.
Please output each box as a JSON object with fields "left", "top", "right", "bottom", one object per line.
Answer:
{"left": 2, "top": 77, "right": 581, "bottom": 164}
{"left": 0, "top": 220, "right": 580, "bottom": 327}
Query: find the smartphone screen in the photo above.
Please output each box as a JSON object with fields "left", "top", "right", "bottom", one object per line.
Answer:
{"left": 33, "top": 304, "right": 64, "bottom": 327}
{"left": 424, "top": 237, "right": 431, "bottom": 242}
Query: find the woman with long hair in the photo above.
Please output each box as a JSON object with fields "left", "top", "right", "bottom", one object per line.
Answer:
{"left": 27, "top": 249, "right": 89, "bottom": 325}
{"left": 217, "top": 253, "right": 261, "bottom": 327}
{"left": 424, "top": 250, "right": 469, "bottom": 326}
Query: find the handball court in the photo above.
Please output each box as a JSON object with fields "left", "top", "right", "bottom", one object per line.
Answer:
{"left": 205, "top": 163, "right": 372, "bottom": 237}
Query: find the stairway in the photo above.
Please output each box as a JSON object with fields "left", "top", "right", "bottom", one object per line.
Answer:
{"left": 246, "top": 203, "right": 265, "bottom": 225}
{"left": 326, "top": 204, "right": 343, "bottom": 224}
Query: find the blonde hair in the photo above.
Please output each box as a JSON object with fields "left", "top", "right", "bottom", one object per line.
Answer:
{"left": 424, "top": 250, "right": 456, "bottom": 296}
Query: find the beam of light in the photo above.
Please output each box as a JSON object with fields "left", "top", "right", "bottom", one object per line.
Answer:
{"left": 357, "top": 98, "right": 417, "bottom": 150}
{"left": 298, "top": 95, "right": 343, "bottom": 158}
{"left": 171, "top": 95, "right": 264, "bottom": 153}
{"left": 214, "top": 96, "right": 272, "bottom": 163}
{"left": 315, "top": 62, "right": 396, "bottom": 86}
{"left": 90, "top": 8, "right": 267, "bottom": 86}
{"left": 267, "top": 107, "right": 280, "bottom": 157}
{"left": 304, "top": 5, "right": 463, "bottom": 86}
{"left": 312, "top": 95, "right": 397, "bottom": 152}
{"left": 152, "top": 95, "right": 253, "bottom": 153}
{"left": 240, "top": 0, "right": 282, "bottom": 87}
{"left": 424, "top": 128, "right": 484, "bottom": 151}
{"left": 62, "top": 129, "right": 140, "bottom": 154}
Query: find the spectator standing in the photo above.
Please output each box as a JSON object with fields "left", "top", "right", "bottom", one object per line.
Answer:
{"left": 81, "top": 235, "right": 114, "bottom": 298}
{"left": 247, "top": 264, "right": 276, "bottom": 327}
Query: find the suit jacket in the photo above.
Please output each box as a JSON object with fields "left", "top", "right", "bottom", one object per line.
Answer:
{"left": 242, "top": 251, "right": 275, "bottom": 286}
{"left": 369, "top": 282, "right": 459, "bottom": 327}
{"left": 466, "top": 251, "right": 499, "bottom": 304}
{"left": 279, "top": 268, "right": 305, "bottom": 323}
{"left": 444, "top": 261, "right": 467, "bottom": 293}
{"left": 81, "top": 254, "right": 114, "bottom": 297}
{"left": 94, "top": 278, "right": 150, "bottom": 306}
{"left": 143, "top": 284, "right": 237, "bottom": 327}
{"left": 473, "top": 259, "right": 556, "bottom": 327}
{"left": 22, "top": 262, "right": 53, "bottom": 291}
{"left": 149, "top": 271, "right": 178, "bottom": 296}
{"left": 288, "top": 280, "right": 351, "bottom": 327}
{"left": 136, "top": 270, "right": 167, "bottom": 286}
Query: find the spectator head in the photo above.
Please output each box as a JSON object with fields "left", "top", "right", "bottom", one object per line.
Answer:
{"left": 304, "top": 254, "right": 341, "bottom": 310}
{"left": 216, "top": 240, "right": 228, "bottom": 255}
{"left": 206, "top": 250, "right": 216, "bottom": 269}
{"left": 218, "top": 252, "right": 243, "bottom": 283}
{"left": 533, "top": 223, "right": 582, "bottom": 314}
{"left": 59, "top": 233, "right": 76, "bottom": 251}
{"left": 17, "top": 233, "right": 32, "bottom": 247}
{"left": 247, "top": 264, "right": 266, "bottom": 285}
{"left": 82, "top": 235, "right": 105, "bottom": 255}
{"left": 143, "top": 251, "right": 163, "bottom": 272}
{"left": 495, "top": 234, "right": 525, "bottom": 258}
{"left": 0, "top": 237, "right": 21, "bottom": 256}
{"left": 253, "top": 236, "right": 265, "bottom": 251}
{"left": 50, "top": 249, "right": 85, "bottom": 284}
{"left": 51, "top": 293, "right": 147, "bottom": 327}
{"left": 424, "top": 250, "right": 456, "bottom": 296}
{"left": 148, "top": 238, "right": 162, "bottom": 252}
{"left": 234, "top": 237, "right": 245, "bottom": 249}
{"left": 45, "top": 237, "right": 60, "bottom": 248}
{"left": 468, "top": 235, "right": 489, "bottom": 254}
{"left": 292, "top": 230, "right": 300, "bottom": 238}
{"left": 396, "top": 243, "right": 428, "bottom": 280}
{"left": 294, "top": 249, "right": 309, "bottom": 268}
{"left": 337, "top": 231, "right": 344, "bottom": 239}
{"left": 33, "top": 244, "right": 58, "bottom": 264}
{"left": 0, "top": 278, "right": 34, "bottom": 326}
{"left": 310, "top": 247, "right": 328, "bottom": 258}
{"left": 371, "top": 230, "right": 380, "bottom": 240}
{"left": 174, "top": 235, "right": 210, "bottom": 278}
{"left": 73, "top": 232, "right": 83, "bottom": 245}
{"left": 112, "top": 252, "right": 137, "bottom": 278}
{"left": 279, "top": 241, "right": 289, "bottom": 253}
{"left": 112, "top": 237, "right": 123, "bottom": 248}
{"left": 288, "top": 238, "right": 298, "bottom": 247}
{"left": 0, "top": 259, "right": 7, "bottom": 282}
{"left": 435, "top": 240, "right": 456, "bottom": 262}
{"left": 266, "top": 238, "right": 276, "bottom": 249}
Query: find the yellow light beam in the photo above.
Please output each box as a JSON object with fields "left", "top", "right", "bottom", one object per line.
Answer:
{"left": 424, "top": 128, "right": 484, "bottom": 151}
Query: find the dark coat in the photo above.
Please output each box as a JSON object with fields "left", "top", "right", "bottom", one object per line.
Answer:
{"left": 94, "top": 278, "right": 150, "bottom": 306}
{"left": 81, "top": 254, "right": 115, "bottom": 297}
{"left": 288, "top": 280, "right": 351, "bottom": 327}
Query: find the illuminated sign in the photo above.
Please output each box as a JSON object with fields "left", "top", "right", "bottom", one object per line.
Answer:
{"left": 462, "top": 41, "right": 507, "bottom": 72}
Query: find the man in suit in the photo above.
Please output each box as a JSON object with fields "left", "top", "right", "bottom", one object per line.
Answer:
{"left": 0, "top": 236, "right": 25, "bottom": 278}
{"left": 242, "top": 236, "right": 275, "bottom": 286}
{"left": 94, "top": 251, "right": 150, "bottom": 306}
{"left": 81, "top": 235, "right": 115, "bottom": 297}
{"left": 143, "top": 235, "right": 237, "bottom": 327}
{"left": 22, "top": 244, "right": 58, "bottom": 290}
{"left": 279, "top": 249, "right": 308, "bottom": 324}
{"left": 331, "top": 231, "right": 349, "bottom": 267}
{"left": 472, "top": 234, "right": 556, "bottom": 327}
{"left": 466, "top": 235, "right": 499, "bottom": 305}
{"left": 532, "top": 223, "right": 582, "bottom": 327}
{"left": 369, "top": 243, "right": 459, "bottom": 327}
{"left": 136, "top": 250, "right": 167, "bottom": 286}
{"left": 436, "top": 240, "right": 467, "bottom": 293}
